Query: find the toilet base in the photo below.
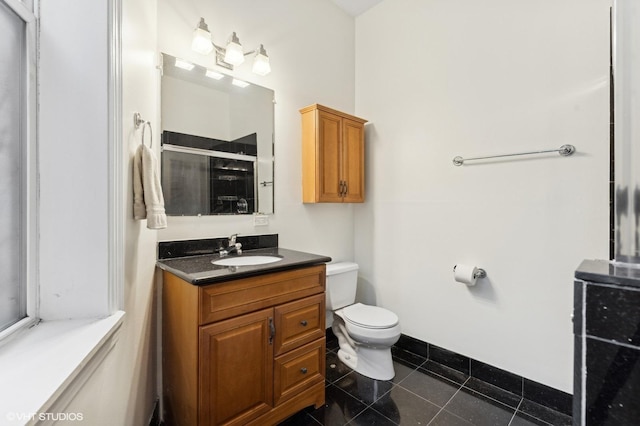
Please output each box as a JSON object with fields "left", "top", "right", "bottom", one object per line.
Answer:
{"left": 337, "top": 346, "right": 395, "bottom": 381}
{"left": 332, "top": 319, "right": 397, "bottom": 381}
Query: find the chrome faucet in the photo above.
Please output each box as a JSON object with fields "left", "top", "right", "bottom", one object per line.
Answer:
{"left": 217, "top": 233, "right": 242, "bottom": 257}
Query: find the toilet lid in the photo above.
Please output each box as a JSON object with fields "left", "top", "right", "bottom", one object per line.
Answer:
{"left": 343, "top": 304, "right": 399, "bottom": 329}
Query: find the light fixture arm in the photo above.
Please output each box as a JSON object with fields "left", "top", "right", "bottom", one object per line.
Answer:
{"left": 211, "top": 44, "right": 259, "bottom": 56}
{"left": 211, "top": 42, "right": 226, "bottom": 54}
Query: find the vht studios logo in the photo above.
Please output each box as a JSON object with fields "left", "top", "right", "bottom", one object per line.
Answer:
{"left": 6, "top": 412, "right": 84, "bottom": 422}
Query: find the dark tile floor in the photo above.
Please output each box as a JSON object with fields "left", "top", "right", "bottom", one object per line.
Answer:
{"left": 279, "top": 338, "right": 572, "bottom": 426}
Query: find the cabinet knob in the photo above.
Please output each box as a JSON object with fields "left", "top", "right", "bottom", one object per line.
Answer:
{"left": 300, "top": 367, "right": 308, "bottom": 374}
{"left": 300, "top": 320, "right": 308, "bottom": 326}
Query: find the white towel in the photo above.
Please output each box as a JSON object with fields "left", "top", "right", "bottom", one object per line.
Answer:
{"left": 133, "top": 143, "right": 167, "bottom": 229}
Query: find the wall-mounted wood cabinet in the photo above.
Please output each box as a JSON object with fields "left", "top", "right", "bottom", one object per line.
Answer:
{"left": 300, "top": 104, "right": 367, "bottom": 203}
{"left": 163, "top": 265, "right": 326, "bottom": 426}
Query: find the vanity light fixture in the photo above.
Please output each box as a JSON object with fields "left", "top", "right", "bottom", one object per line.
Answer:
{"left": 190, "top": 17, "right": 271, "bottom": 76}
{"left": 174, "top": 58, "right": 195, "bottom": 71}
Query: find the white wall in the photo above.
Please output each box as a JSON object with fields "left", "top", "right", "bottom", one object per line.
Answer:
{"left": 354, "top": 0, "right": 610, "bottom": 392}
{"left": 156, "top": 0, "right": 358, "bottom": 261}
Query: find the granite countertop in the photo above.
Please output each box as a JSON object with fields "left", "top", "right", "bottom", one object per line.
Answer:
{"left": 156, "top": 247, "right": 332, "bottom": 285}
{"left": 575, "top": 259, "right": 640, "bottom": 289}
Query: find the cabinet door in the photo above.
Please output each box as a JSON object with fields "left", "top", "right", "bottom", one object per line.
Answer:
{"left": 317, "top": 110, "right": 344, "bottom": 202}
{"left": 199, "top": 308, "right": 274, "bottom": 426}
{"left": 342, "top": 118, "right": 365, "bottom": 203}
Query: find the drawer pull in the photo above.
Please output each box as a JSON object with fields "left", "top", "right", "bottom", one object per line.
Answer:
{"left": 300, "top": 367, "right": 308, "bottom": 374}
{"left": 269, "top": 317, "right": 275, "bottom": 345}
{"left": 300, "top": 320, "right": 308, "bottom": 326}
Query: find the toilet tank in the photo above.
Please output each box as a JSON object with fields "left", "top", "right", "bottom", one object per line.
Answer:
{"left": 325, "top": 262, "right": 359, "bottom": 310}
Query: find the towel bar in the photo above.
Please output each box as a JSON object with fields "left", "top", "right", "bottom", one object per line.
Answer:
{"left": 453, "top": 144, "right": 575, "bottom": 166}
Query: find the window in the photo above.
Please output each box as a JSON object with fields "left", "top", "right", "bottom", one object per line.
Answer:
{"left": 0, "top": 0, "right": 36, "bottom": 335}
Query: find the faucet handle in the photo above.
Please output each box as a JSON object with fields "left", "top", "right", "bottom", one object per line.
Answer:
{"left": 229, "top": 233, "right": 239, "bottom": 244}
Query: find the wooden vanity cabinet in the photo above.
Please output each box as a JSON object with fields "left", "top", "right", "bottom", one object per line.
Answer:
{"left": 163, "top": 265, "right": 326, "bottom": 426}
{"left": 300, "top": 104, "right": 367, "bottom": 203}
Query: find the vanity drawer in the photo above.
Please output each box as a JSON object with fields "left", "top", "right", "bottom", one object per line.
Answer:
{"left": 274, "top": 339, "right": 325, "bottom": 406}
{"left": 199, "top": 265, "right": 326, "bottom": 324}
{"left": 274, "top": 294, "right": 325, "bottom": 356}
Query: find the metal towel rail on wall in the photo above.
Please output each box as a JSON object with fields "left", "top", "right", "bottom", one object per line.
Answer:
{"left": 134, "top": 112, "right": 153, "bottom": 148}
{"left": 452, "top": 144, "right": 576, "bottom": 166}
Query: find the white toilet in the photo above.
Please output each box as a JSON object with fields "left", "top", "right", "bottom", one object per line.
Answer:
{"left": 326, "top": 262, "right": 401, "bottom": 381}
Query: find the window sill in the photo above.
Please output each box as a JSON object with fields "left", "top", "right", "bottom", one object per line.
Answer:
{"left": 0, "top": 311, "right": 125, "bottom": 425}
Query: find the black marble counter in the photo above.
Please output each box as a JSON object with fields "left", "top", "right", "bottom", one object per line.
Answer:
{"left": 156, "top": 247, "right": 332, "bottom": 285}
{"left": 575, "top": 259, "right": 640, "bottom": 288}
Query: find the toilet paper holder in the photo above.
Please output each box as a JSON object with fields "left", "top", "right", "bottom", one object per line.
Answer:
{"left": 453, "top": 265, "right": 486, "bottom": 279}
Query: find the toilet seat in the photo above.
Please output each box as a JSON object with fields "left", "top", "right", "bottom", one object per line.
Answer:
{"left": 343, "top": 303, "right": 399, "bottom": 329}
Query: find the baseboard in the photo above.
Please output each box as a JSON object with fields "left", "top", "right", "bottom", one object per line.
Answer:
{"left": 394, "top": 334, "right": 572, "bottom": 416}
{"left": 326, "top": 328, "right": 572, "bottom": 416}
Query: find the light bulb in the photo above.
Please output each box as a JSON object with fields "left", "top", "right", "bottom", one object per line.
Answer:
{"left": 191, "top": 18, "right": 213, "bottom": 55}
{"left": 224, "top": 32, "right": 245, "bottom": 66}
{"left": 252, "top": 45, "right": 271, "bottom": 76}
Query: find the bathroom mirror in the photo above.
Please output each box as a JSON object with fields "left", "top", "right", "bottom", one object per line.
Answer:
{"left": 160, "top": 53, "right": 274, "bottom": 215}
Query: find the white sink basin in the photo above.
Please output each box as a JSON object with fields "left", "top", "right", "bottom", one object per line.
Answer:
{"left": 211, "top": 255, "right": 283, "bottom": 267}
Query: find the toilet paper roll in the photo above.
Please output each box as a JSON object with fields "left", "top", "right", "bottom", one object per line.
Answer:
{"left": 453, "top": 264, "right": 479, "bottom": 286}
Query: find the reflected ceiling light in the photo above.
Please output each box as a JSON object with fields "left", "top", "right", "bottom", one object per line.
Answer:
{"left": 232, "top": 78, "right": 250, "bottom": 88}
{"left": 174, "top": 58, "right": 195, "bottom": 70}
{"left": 205, "top": 69, "right": 225, "bottom": 80}
{"left": 190, "top": 17, "right": 271, "bottom": 76}
{"left": 191, "top": 18, "right": 214, "bottom": 55}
